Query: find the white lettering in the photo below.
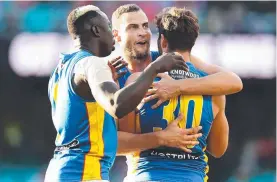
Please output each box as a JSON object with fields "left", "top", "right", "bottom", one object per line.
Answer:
{"left": 171, "top": 154, "right": 177, "bottom": 159}
{"left": 158, "top": 153, "right": 165, "bottom": 157}
{"left": 148, "top": 150, "right": 200, "bottom": 160}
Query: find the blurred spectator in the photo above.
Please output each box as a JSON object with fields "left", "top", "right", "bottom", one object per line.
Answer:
{"left": 0, "top": 1, "right": 275, "bottom": 35}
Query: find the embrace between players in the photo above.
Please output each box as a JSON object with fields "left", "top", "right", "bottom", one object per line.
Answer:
{"left": 45, "top": 4, "right": 243, "bottom": 182}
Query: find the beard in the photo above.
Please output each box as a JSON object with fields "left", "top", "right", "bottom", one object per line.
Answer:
{"left": 131, "top": 50, "right": 149, "bottom": 61}
{"left": 124, "top": 42, "right": 150, "bottom": 62}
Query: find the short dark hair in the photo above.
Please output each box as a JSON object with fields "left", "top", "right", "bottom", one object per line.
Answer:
{"left": 155, "top": 7, "right": 199, "bottom": 52}
{"left": 67, "top": 5, "right": 101, "bottom": 39}
{"left": 112, "top": 4, "right": 141, "bottom": 29}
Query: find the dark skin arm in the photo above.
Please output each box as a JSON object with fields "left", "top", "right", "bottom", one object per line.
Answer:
{"left": 85, "top": 53, "right": 187, "bottom": 119}
{"left": 89, "top": 65, "right": 155, "bottom": 119}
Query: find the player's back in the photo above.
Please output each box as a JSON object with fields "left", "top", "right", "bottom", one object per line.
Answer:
{"left": 45, "top": 50, "right": 117, "bottom": 182}
{"left": 122, "top": 62, "right": 214, "bottom": 182}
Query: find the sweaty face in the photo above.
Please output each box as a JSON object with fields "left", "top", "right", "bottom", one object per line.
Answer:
{"left": 97, "top": 11, "right": 115, "bottom": 57}
{"left": 118, "top": 10, "right": 151, "bottom": 61}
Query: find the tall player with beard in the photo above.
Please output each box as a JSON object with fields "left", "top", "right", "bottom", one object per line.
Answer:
{"left": 111, "top": 4, "right": 242, "bottom": 182}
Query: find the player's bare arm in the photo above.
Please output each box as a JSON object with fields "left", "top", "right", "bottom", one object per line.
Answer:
{"left": 87, "top": 53, "right": 186, "bottom": 119}
{"left": 117, "top": 114, "right": 202, "bottom": 155}
{"left": 207, "top": 95, "right": 229, "bottom": 158}
{"left": 144, "top": 56, "right": 243, "bottom": 109}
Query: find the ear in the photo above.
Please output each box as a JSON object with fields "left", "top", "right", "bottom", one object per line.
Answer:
{"left": 160, "top": 34, "right": 168, "bottom": 52}
{"left": 91, "top": 25, "right": 100, "bottom": 37}
{"left": 113, "top": 29, "right": 121, "bottom": 43}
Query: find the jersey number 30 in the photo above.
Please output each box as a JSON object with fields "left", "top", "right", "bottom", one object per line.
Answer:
{"left": 153, "top": 95, "right": 204, "bottom": 148}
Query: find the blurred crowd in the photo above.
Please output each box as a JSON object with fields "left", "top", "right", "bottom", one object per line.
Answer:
{"left": 0, "top": 1, "right": 275, "bottom": 37}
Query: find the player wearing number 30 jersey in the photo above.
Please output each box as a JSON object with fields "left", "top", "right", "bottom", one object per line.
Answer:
{"left": 121, "top": 64, "right": 220, "bottom": 182}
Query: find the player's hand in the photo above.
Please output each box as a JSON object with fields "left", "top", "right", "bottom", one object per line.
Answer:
{"left": 108, "top": 56, "right": 128, "bottom": 81}
{"left": 157, "top": 114, "right": 202, "bottom": 153}
{"left": 151, "top": 52, "right": 188, "bottom": 73}
{"left": 143, "top": 73, "right": 180, "bottom": 109}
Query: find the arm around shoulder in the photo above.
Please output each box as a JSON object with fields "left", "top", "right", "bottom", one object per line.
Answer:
{"left": 190, "top": 55, "right": 243, "bottom": 95}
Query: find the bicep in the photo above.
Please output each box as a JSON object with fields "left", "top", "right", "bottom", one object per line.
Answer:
{"left": 211, "top": 96, "right": 228, "bottom": 132}
{"left": 208, "top": 96, "right": 229, "bottom": 156}
{"left": 85, "top": 57, "right": 119, "bottom": 117}
{"left": 90, "top": 81, "right": 119, "bottom": 112}
{"left": 210, "top": 110, "right": 229, "bottom": 137}
{"left": 208, "top": 110, "right": 229, "bottom": 149}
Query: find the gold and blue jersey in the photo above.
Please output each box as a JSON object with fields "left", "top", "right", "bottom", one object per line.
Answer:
{"left": 118, "top": 51, "right": 214, "bottom": 182}
{"left": 45, "top": 50, "right": 117, "bottom": 182}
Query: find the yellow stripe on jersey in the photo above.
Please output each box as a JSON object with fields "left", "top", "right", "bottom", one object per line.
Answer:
{"left": 82, "top": 102, "right": 105, "bottom": 180}
{"left": 204, "top": 175, "right": 209, "bottom": 182}
{"left": 163, "top": 97, "right": 178, "bottom": 125}
{"left": 131, "top": 113, "right": 141, "bottom": 174}
{"left": 203, "top": 147, "right": 209, "bottom": 182}
{"left": 53, "top": 82, "right": 60, "bottom": 144}
{"left": 53, "top": 82, "right": 59, "bottom": 102}
{"left": 55, "top": 133, "right": 61, "bottom": 143}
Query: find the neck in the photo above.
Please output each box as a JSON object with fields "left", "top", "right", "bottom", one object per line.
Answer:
{"left": 74, "top": 37, "right": 99, "bottom": 56}
{"left": 124, "top": 52, "right": 152, "bottom": 73}
{"left": 171, "top": 50, "right": 191, "bottom": 62}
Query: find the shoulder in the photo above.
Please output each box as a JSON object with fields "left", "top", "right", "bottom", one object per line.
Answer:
{"left": 74, "top": 56, "right": 111, "bottom": 81}
{"left": 78, "top": 56, "right": 109, "bottom": 73}
{"left": 186, "top": 62, "right": 208, "bottom": 77}
{"left": 79, "top": 56, "right": 108, "bottom": 68}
